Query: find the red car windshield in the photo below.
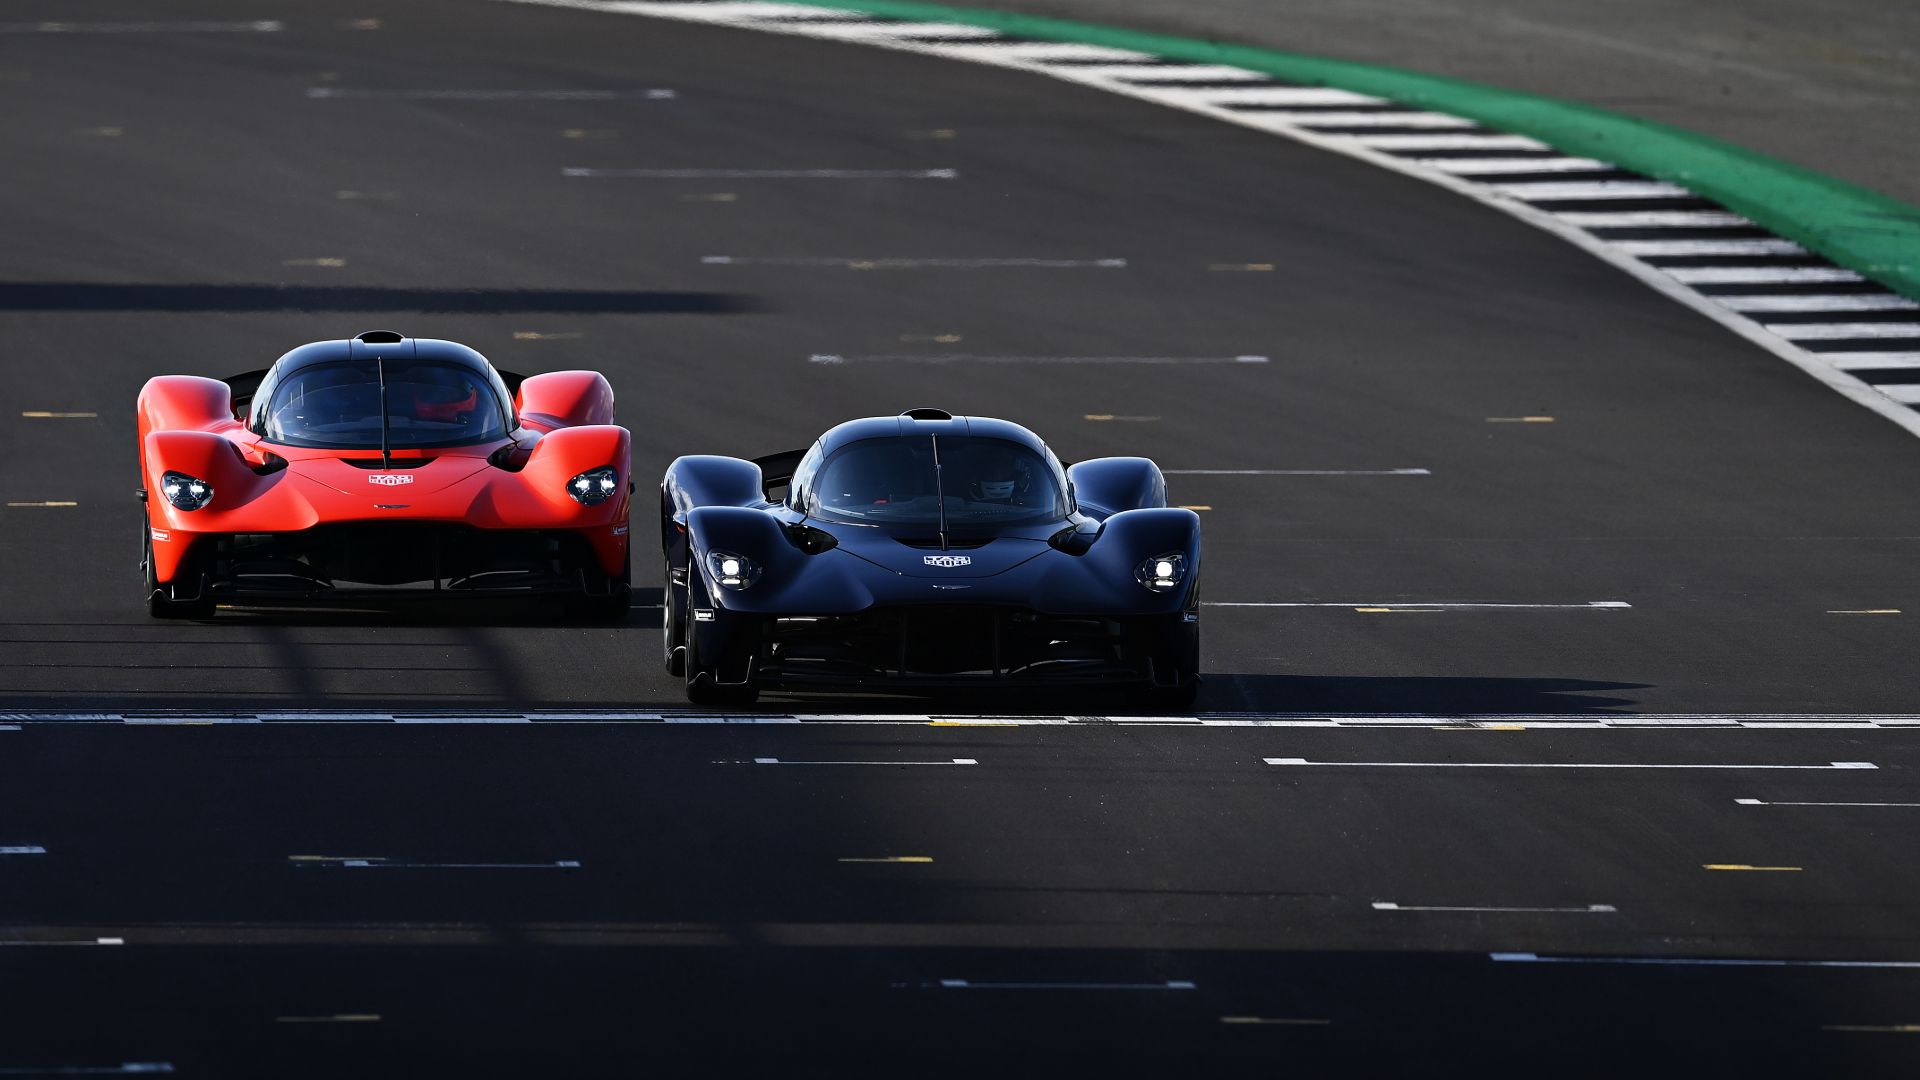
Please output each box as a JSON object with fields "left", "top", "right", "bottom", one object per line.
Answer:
{"left": 261, "top": 360, "right": 509, "bottom": 449}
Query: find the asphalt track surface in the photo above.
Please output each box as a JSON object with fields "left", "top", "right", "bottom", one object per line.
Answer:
{"left": 1, "top": 2, "right": 1918, "bottom": 1075}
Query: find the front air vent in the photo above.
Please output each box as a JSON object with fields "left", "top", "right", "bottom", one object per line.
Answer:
{"left": 893, "top": 535, "right": 993, "bottom": 550}
{"left": 356, "top": 330, "right": 405, "bottom": 344}
{"left": 901, "top": 407, "right": 953, "bottom": 421}
{"left": 340, "top": 457, "right": 433, "bottom": 469}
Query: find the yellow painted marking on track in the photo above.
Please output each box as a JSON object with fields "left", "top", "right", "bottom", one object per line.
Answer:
{"left": 1208, "top": 263, "right": 1274, "bottom": 272}
{"left": 276, "top": 1014, "right": 382, "bottom": 1023}
{"left": 1354, "top": 607, "right": 1441, "bottom": 613}
{"left": 1824, "top": 1024, "right": 1920, "bottom": 1034}
{"left": 1083, "top": 414, "right": 1161, "bottom": 422}
{"left": 561, "top": 128, "right": 618, "bottom": 139}
{"left": 838, "top": 856, "right": 934, "bottom": 864}
{"left": 75, "top": 126, "right": 123, "bottom": 137}
{"left": 927, "top": 720, "right": 1017, "bottom": 727}
{"left": 900, "top": 333, "right": 962, "bottom": 343}
{"left": 1828, "top": 609, "right": 1900, "bottom": 615}
{"left": 678, "top": 192, "right": 737, "bottom": 202}
{"left": 6, "top": 501, "right": 77, "bottom": 508}
{"left": 1179, "top": 505, "right": 1212, "bottom": 512}
{"left": 1703, "top": 864, "right": 1802, "bottom": 872}
{"left": 21, "top": 411, "right": 96, "bottom": 418}
{"left": 1220, "top": 1016, "right": 1331, "bottom": 1026}
{"left": 282, "top": 257, "right": 346, "bottom": 268}
{"left": 1487, "top": 416, "right": 1555, "bottom": 423}
{"left": 513, "top": 331, "right": 584, "bottom": 341}
{"left": 336, "top": 190, "right": 400, "bottom": 201}
{"left": 339, "top": 18, "right": 382, "bottom": 30}
{"left": 1436, "top": 723, "right": 1527, "bottom": 731}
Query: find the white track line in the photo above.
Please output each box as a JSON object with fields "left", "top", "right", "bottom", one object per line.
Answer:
{"left": 1211, "top": 600, "right": 1627, "bottom": 609}
{"left": 1266, "top": 758, "right": 1875, "bottom": 770}
{"left": 1420, "top": 157, "right": 1616, "bottom": 175}
{"left": 1830, "top": 353, "right": 1920, "bottom": 370}
{"left": 0, "top": 936, "right": 123, "bottom": 948}
{"left": 1665, "top": 267, "right": 1865, "bottom": 284}
{"left": 297, "top": 859, "right": 582, "bottom": 870}
{"left": 0, "top": 1066, "right": 169, "bottom": 1077}
{"left": 1163, "top": 468, "right": 1428, "bottom": 475}
{"left": 928, "top": 42, "right": 1157, "bottom": 62}
{"left": 565, "top": 167, "right": 955, "bottom": 178}
{"left": 1141, "top": 86, "right": 1384, "bottom": 107}
{"left": 729, "top": 757, "right": 979, "bottom": 766}
{"left": 1375, "top": 901, "right": 1616, "bottom": 914}
{"left": 1251, "top": 112, "right": 1477, "bottom": 130}
{"left": 1720, "top": 295, "right": 1920, "bottom": 313}
{"left": 1737, "top": 798, "right": 1920, "bottom": 808}
{"left": 1497, "top": 181, "right": 1695, "bottom": 200}
{"left": 784, "top": 22, "right": 1003, "bottom": 40}
{"left": 808, "top": 353, "right": 1267, "bottom": 365}
{"left": 0, "top": 846, "right": 46, "bottom": 855}
{"left": 1614, "top": 239, "right": 1809, "bottom": 257}
{"left": 6, "top": 711, "right": 1920, "bottom": 728}
{"left": 1879, "top": 385, "right": 1920, "bottom": 404}
{"left": 1554, "top": 210, "right": 1751, "bottom": 227}
{"left": 0, "top": 19, "right": 278, "bottom": 32}
{"left": 704, "top": 256, "right": 1125, "bottom": 268}
{"left": 1071, "top": 64, "right": 1270, "bottom": 82}
{"left": 925, "top": 978, "right": 1195, "bottom": 991}
{"left": 1492, "top": 952, "right": 1920, "bottom": 970}
{"left": 1772, "top": 324, "right": 1920, "bottom": 340}
{"left": 1350, "top": 133, "right": 1550, "bottom": 151}
{"left": 309, "top": 87, "right": 675, "bottom": 100}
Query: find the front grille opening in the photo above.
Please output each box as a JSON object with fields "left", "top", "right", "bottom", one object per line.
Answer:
{"left": 339, "top": 457, "right": 435, "bottom": 469}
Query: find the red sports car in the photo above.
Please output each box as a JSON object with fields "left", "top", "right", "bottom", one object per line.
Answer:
{"left": 136, "top": 330, "right": 631, "bottom": 618}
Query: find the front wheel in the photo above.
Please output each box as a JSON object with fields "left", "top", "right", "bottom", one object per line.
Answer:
{"left": 662, "top": 557, "right": 687, "bottom": 676}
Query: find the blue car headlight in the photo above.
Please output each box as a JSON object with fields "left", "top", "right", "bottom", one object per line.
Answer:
{"left": 1136, "top": 552, "right": 1187, "bottom": 592}
{"left": 160, "top": 471, "right": 214, "bottom": 512}
{"left": 567, "top": 466, "right": 619, "bottom": 506}
{"left": 707, "top": 550, "right": 761, "bottom": 590}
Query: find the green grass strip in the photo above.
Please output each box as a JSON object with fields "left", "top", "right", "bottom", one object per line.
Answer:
{"left": 798, "top": 0, "right": 1920, "bottom": 299}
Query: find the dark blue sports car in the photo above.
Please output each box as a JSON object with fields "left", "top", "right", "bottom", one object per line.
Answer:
{"left": 659, "top": 409, "right": 1201, "bottom": 705}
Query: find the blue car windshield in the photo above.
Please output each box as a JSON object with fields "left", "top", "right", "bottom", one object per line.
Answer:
{"left": 808, "top": 436, "right": 1067, "bottom": 527}
{"left": 261, "top": 360, "right": 509, "bottom": 449}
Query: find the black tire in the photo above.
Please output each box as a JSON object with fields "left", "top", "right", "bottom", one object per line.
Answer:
{"left": 683, "top": 561, "right": 758, "bottom": 706}
{"left": 662, "top": 556, "right": 687, "bottom": 676}
{"left": 144, "top": 526, "right": 215, "bottom": 620}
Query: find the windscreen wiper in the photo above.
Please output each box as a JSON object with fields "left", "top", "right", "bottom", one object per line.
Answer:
{"left": 931, "top": 434, "right": 948, "bottom": 552}
{"left": 377, "top": 357, "right": 392, "bottom": 469}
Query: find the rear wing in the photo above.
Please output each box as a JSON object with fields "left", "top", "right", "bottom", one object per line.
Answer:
{"left": 750, "top": 448, "right": 806, "bottom": 500}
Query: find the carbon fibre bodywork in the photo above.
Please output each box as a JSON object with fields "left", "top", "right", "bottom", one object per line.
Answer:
{"left": 660, "top": 412, "right": 1200, "bottom": 701}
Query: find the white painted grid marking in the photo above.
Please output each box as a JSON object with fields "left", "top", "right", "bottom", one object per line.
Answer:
{"left": 0, "top": 19, "right": 279, "bottom": 32}
{"left": 1498, "top": 181, "right": 1695, "bottom": 200}
{"left": 1772, "top": 324, "right": 1920, "bottom": 341}
{"left": 1213, "top": 600, "right": 1627, "bottom": 609}
{"left": 705, "top": 256, "right": 1124, "bottom": 268}
{"left": 1374, "top": 901, "right": 1616, "bottom": 914}
{"left": 1828, "top": 353, "right": 1920, "bottom": 369}
{"left": 1163, "top": 468, "right": 1428, "bottom": 475}
{"left": 1350, "top": 133, "right": 1551, "bottom": 151}
{"left": 1665, "top": 267, "right": 1865, "bottom": 284}
{"left": 926, "top": 978, "right": 1195, "bottom": 991}
{"left": 1737, "top": 798, "right": 1920, "bottom": 808}
{"left": 309, "top": 87, "right": 675, "bottom": 100}
{"left": 1267, "top": 758, "right": 1875, "bottom": 770}
{"left": 1142, "top": 86, "right": 1385, "bottom": 107}
{"left": 1614, "top": 239, "right": 1809, "bottom": 257}
{"left": 1250, "top": 111, "right": 1478, "bottom": 129}
{"left": 1492, "top": 952, "right": 1920, "bottom": 970}
{"left": 7, "top": 710, "right": 1920, "bottom": 728}
{"left": 1420, "top": 157, "right": 1617, "bottom": 175}
{"left": 809, "top": 353, "right": 1267, "bottom": 365}
{"left": 565, "top": 167, "right": 955, "bottom": 178}
{"left": 1554, "top": 210, "right": 1751, "bottom": 227}
{"left": 1721, "top": 295, "right": 1920, "bottom": 313}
